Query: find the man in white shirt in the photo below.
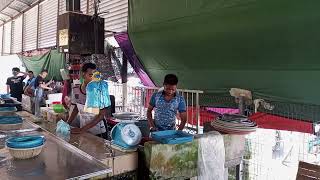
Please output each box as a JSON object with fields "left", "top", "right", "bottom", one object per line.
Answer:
{"left": 67, "top": 63, "right": 108, "bottom": 138}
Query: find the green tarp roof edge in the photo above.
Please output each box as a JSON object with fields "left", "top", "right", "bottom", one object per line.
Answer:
{"left": 128, "top": 0, "right": 320, "bottom": 106}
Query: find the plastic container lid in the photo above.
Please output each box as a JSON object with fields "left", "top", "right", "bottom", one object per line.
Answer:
{"left": 53, "top": 104, "right": 65, "bottom": 113}
{"left": 151, "top": 130, "right": 194, "bottom": 144}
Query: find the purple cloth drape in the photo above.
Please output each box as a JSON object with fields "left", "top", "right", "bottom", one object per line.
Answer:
{"left": 206, "top": 107, "right": 239, "bottom": 115}
{"left": 114, "top": 33, "right": 155, "bottom": 87}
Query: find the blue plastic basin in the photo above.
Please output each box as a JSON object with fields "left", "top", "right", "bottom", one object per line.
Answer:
{"left": 0, "top": 116, "right": 22, "bottom": 124}
{"left": 6, "top": 135, "right": 45, "bottom": 149}
{"left": 151, "top": 130, "right": 194, "bottom": 144}
{"left": 0, "top": 107, "right": 17, "bottom": 112}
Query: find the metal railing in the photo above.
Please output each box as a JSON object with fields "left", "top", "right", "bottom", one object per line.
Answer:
{"left": 107, "top": 81, "right": 204, "bottom": 134}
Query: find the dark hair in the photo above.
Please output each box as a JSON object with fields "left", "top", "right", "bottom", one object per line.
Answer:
{"left": 82, "top": 63, "right": 96, "bottom": 72}
{"left": 12, "top": 67, "right": 20, "bottom": 72}
{"left": 41, "top": 69, "right": 48, "bottom": 73}
{"left": 164, "top": 74, "right": 178, "bottom": 85}
{"left": 28, "top": 71, "right": 33, "bottom": 74}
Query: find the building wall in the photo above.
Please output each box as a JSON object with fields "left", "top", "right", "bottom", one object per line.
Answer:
{"left": 0, "top": 0, "right": 129, "bottom": 55}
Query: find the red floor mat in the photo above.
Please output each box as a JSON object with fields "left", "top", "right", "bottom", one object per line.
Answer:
{"left": 249, "top": 112, "right": 313, "bottom": 134}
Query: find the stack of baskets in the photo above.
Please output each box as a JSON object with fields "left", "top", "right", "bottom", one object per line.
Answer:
{"left": 0, "top": 116, "right": 22, "bottom": 131}
{"left": 0, "top": 115, "right": 46, "bottom": 159}
{"left": 211, "top": 114, "right": 257, "bottom": 135}
{"left": 5, "top": 135, "right": 46, "bottom": 159}
{"left": 0, "top": 106, "right": 17, "bottom": 116}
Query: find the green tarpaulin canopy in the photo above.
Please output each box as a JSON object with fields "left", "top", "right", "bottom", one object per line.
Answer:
{"left": 19, "top": 50, "right": 65, "bottom": 81}
{"left": 128, "top": 0, "right": 320, "bottom": 106}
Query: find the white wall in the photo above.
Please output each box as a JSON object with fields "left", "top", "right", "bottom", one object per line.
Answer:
{"left": 0, "top": 55, "right": 25, "bottom": 93}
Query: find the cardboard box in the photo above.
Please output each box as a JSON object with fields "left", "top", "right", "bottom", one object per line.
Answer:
{"left": 40, "top": 107, "right": 50, "bottom": 120}
{"left": 47, "top": 109, "right": 67, "bottom": 124}
{"left": 101, "top": 152, "right": 138, "bottom": 176}
{"left": 22, "top": 94, "right": 33, "bottom": 113}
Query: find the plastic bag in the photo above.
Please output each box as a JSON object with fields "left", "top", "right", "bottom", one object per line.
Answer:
{"left": 56, "top": 120, "right": 70, "bottom": 141}
{"left": 198, "top": 131, "right": 225, "bottom": 180}
{"left": 84, "top": 78, "right": 111, "bottom": 114}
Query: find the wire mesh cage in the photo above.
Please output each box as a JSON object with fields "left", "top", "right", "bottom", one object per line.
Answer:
{"left": 226, "top": 97, "right": 320, "bottom": 180}
{"left": 107, "top": 81, "right": 320, "bottom": 179}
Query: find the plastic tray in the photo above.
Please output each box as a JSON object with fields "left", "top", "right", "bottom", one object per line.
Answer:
{"left": 151, "top": 130, "right": 194, "bottom": 144}
{"left": 0, "top": 94, "right": 11, "bottom": 99}
{"left": 0, "top": 98, "right": 20, "bottom": 107}
{"left": 0, "top": 116, "right": 22, "bottom": 124}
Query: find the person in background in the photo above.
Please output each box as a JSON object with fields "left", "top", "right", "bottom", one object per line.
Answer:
{"left": 6, "top": 67, "right": 28, "bottom": 102}
{"left": 24, "top": 71, "right": 36, "bottom": 97}
{"left": 34, "top": 70, "right": 53, "bottom": 117}
{"left": 147, "top": 74, "right": 187, "bottom": 131}
{"left": 62, "top": 79, "right": 72, "bottom": 110}
{"left": 25, "top": 71, "right": 35, "bottom": 87}
{"left": 66, "top": 63, "right": 109, "bottom": 139}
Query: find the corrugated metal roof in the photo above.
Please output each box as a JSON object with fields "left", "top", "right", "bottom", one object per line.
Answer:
{"left": 11, "top": 15, "right": 22, "bottom": 53}
{"left": 0, "top": 0, "right": 130, "bottom": 54}
{"left": 0, "top": 0, "right": 14, "bottom": 12}
{"left": 23, "top": 5, "right": 38, "bottom": 51}
{"left": 98, "top": 0, "right": 128, "bottom": 34}
{"left": 58, "top": 0, "right": 66, "bottom": 15}
{"left": 10, "top": 1, "right": 27, "bottom": 12}
{"left": 38, "top": 0, "right": 58, "bottom": 48}
{"left": 0, "top": 0, "right": 41, "bottom": 26}
{"left": 3, "top": 21, "right": 12, "bottom": 54}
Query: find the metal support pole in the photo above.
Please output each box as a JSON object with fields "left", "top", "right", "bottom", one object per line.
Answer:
{"left": 21, "top": 13, "right": 24, "bottom": 52}
{"left": 236, "top": 96, "right": 245, "bottom": 180}
{"left": 121, "top": 54, "right": 128, "bottom": 111}
{"left": 236, "top": 165, "right": 241, "bottom": 180}
{"left": 86, "top": 0, "right": 89, "bottom": 14}
{"left": 10, "top": 20, "right": 13, "bottom": 54}
{"left": 1, "top": 25, "right": 4, "bottom": 56}
{"left": 196, "top": 92, "right": 200, "bottom": 134}
{"left": 57, "top": 0, "right": 60, "bottom": 17}
{"left": 93, "top": 0, "right": 98, "bottom": 54}
{"left": 36, "top": 3, "right": 40, "bottom": 50}
{"left": 238, "top": 96, "right": 245, "bottom": 115}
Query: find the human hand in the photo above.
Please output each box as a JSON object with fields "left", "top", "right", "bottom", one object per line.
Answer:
{"left": 177, "top": 126, "right": 184, "bottom": 131}
{"left": 64, "top": 96, "right": 71, "bottom": 107}
{"left": 150, "top": 126, "right": 158, "bottom": 132}
{"left": 71, "top": 127, "right": 84, "bottom": 134}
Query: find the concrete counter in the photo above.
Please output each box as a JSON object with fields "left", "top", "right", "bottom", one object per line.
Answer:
{"left": 16, "top": 111, "right": 138, "bottom": 176}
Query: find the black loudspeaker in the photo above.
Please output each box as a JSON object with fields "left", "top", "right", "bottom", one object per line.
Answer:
{"left": 66, "top": 0, "right": 80, "bottom": 12}
{"left": 57, "top": 12, "right": 105, "bottom": 54}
